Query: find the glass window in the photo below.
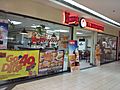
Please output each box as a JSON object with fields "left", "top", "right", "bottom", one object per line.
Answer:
{"left": 97, "top": 33, "right": 117, "bottom": 64}
{"left": 0, "top": 12, "right": 71, "bottom": 50}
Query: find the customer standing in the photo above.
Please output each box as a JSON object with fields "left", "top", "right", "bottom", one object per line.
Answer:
{"left": 95, "top": 43, "right": 101, "bottom": 66}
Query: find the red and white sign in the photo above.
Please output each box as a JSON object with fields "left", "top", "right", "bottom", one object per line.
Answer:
{"left": 80, "top": 18, "right": 87, "bottom": 28}
{"left": 63, "top": 12, "right": 79, "bottom": 26}
{"left": 63, "top": 12, "right": 104, "bottom": 32}
{"left": 80, "top": 18, "right": 104, "bottom": 32}
{"left": 69, "top": 40, "right": 76, "bottom": 45}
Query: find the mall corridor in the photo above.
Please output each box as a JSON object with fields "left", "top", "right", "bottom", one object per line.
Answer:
{"left": 1, "top": 61, "right": 119, "bottom": 90}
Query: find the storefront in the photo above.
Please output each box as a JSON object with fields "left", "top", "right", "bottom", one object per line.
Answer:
{"left": 74, "top": 28, "right": 95, "bottom": 69}
{"left": 0, "top": 0, "right": 119, "bottom": 82}
{"left": 73, "top": 17, "right": 104, "bottom": 68}
{"left": 63, "top": 11, "right": 105, "bottom": 68}
{"left": 0, "top": 11, "right": 71, "bottom": 81}
{"left": 74, "top": 17, "right": 118, "bottom": 66}
{"left": 75, "top": 17, "right": 118, "bottom": 66}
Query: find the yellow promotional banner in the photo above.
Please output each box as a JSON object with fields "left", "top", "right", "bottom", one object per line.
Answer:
{"left": 0, "top": 50, "right": 39, "bottom": 80}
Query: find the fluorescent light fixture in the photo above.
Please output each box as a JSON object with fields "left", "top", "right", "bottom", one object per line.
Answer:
{"left": 31, "top": 25, "right": 50, "bottom": 29}
{"left": 46, "top": 30, "right": 55, "bottom": 33}
{"left": 76, "top": 32, "right": 83, "bottom": 34}
{"left": 54, "top": 29, "right": 69, "bottom": 32}
{"left": 10, "top": 20, "right": 22, "bottom": 25}
{"left": 45, "top": 27, "right": 50, "bottom": 29}
{"left": 5, "top": 37, "right": 14, "bottom": 40}
{"left": 31, "top": 25, "right": 40, "bottom": 28}
{"left": 20, "top": 32, "right": 28, "bottom": 35}
{"left": 51, "top": 0, "right": 120, "bottom": 27}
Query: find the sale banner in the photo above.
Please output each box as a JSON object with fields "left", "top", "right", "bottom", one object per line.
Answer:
{"left": 0, "top": 50, "right": 39, "bottom": 80}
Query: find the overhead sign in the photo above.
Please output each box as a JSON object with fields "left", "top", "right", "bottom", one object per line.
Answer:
{"left": 63, "top": 12, "right": 79, "bottom": 26}
{"left": 80, "top": 18, "right": 104, "bottom": 31}
{"left": 63, "top": 12, "right": 104, "bottom": 31}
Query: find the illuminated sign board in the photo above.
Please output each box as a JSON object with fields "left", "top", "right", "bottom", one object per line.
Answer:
{"left": 80, "top": 18, "right": 104, "bottom": 31}
{"left": 63, "top": 12, "right": 104, "bottom": 32}
{"left": 63, "top": 12, "right": 79, "bottom": 26}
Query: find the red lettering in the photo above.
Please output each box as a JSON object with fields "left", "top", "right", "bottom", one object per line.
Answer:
{"left": 26, "top": 56, "right": 35, "bottom": 70}
{"left": 86, "top": 21, "right": 104, "bottom": 31}
{"left": 64, "top": 12, "right": 79, "bottom": 25}
{"left": 19, "top": 54, "right": 35, "bottom": 70}
{"left": 19, "top": 54, "right": 28, "bottom": 66}
{"left": 65, "top": 12, "right": 70, "bottom": 24}
{"left": 1, "top": 63, "right": 9, "bottom": 72}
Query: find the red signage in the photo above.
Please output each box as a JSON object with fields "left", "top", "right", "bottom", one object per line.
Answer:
{"left": 80, "top": 18, "right": 104, "bottom": 31}
{"left": 64, "top": 12, "right": 79, "bottom": 26}
{"left": 69, "top": 40, "right": 76, "bottom": 45}
{"left": 63, "top": 12, "right": 104, "bottom": 31}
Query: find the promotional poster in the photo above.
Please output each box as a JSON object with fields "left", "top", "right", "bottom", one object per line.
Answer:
{"left": 0, "top": 19, "right": 8, "bottom": 49}
{"left": 0, "top": 50, "right": 39, "bottom": 80}
{"left": 39, "top": 50, "right": 64, "bottom": 76}
{"left": 68, "top": 40, "right": 80, "bottom": 72}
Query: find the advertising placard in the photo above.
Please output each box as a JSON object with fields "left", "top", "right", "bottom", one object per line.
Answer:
{"left": 68, "top": 40, "right": 80, "bottom": 72}
{"left": 39, "top": 50, "right": 64, "bottom": 76}
{"left": 0, "top": 50, "right": 39, "bottom": 80}
{"left": 0, "top": 19, "right": 8, "bottom": 49}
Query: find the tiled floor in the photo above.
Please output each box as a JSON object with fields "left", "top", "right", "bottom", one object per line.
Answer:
{"left": 3, "top": 61, "right": 120, "bottom": 90}
{"left": 80, "top": 60, "right": 92, "bottom": 69}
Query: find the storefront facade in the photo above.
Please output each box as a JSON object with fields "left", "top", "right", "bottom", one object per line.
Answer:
{"left": 0, "top": 0, "right": 120, "bottom": 82}
{"left": 73, "top": 17, "right": 118, "bottom": 66}
{"left": 63, "top": 11, "right": 119, "bottom": 67}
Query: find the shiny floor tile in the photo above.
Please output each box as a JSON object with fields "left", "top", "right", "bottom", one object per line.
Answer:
{"left": 11, "top": 61, "right": 120, "bottom": 90}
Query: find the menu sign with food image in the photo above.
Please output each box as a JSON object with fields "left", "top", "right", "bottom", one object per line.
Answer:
{"left": 39, "top": 50, "right": 64, "bottom": 76}
{"left": 0, "top": 20, "right": 8, "bottom": 49}
{"left": 68, "top": 40, "right": 80, "bottom": 72}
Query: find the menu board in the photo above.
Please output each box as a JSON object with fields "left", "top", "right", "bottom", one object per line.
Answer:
{"left": 39, "top": 50, "right": 64, "bottom": 76}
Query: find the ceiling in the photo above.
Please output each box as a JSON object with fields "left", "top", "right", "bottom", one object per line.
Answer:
{"left": 31, "top": 0, "right": 120, "bottom": 28}
{"left": 74, "top": 0, "right": 120, "bottom": 23}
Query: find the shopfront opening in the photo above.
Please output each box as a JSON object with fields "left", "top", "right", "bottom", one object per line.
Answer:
{"left": 75, "top": 29, "right": 94, "bottom": 69}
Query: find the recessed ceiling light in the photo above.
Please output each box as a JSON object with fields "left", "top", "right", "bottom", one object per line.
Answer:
{"left": 46, "top": 30, "right": 55, "bottom": 33}
{"left": 31, "top": 25, "right": 40, "bottom": 28}
{"left": 76, "top": 32, "right": 83, "bottom": 34}
{"left": 54, "top": 29, "right": 69, "bottom": 32}
{"left": 45, "top": 27, "right": 50, "bottom": 29}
